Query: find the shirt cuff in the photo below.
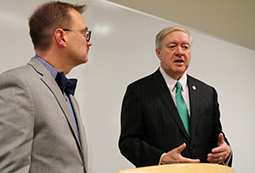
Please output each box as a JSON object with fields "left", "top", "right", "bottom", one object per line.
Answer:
{"left": 159, "top": 153, "right": 166, "bottom": 165}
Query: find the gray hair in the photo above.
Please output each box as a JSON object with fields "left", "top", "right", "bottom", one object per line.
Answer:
{"left": 155, "top": 26, "right": 192, "bottom": 49}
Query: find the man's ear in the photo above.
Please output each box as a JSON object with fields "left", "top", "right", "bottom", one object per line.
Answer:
{"left": 54, "top": 28, "right": 67, "bottom": 47}
{"left": 156, "top": 48, "right": 161, "bottom": 60}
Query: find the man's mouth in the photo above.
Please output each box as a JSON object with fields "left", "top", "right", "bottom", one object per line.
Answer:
{"left": 175, "top": 60, "right": 184, "bottom": 63}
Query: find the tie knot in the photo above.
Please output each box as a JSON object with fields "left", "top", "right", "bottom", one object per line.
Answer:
{"left": 176, "top": 81, "right": 182, "bottom": 90}
{"left": 55, "top": 71, "right": 77, "bottom": 95}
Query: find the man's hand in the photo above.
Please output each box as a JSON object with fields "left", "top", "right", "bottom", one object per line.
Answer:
{"left": 160, "top": 143, "right": 200, "bottom": 165}
{"left": 207, "top": 133, "right": 231, "bottom": 163}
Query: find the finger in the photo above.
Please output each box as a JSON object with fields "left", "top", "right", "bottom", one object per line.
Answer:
{"left": 211, "top": 146, "right": 224, "bottom": 153}
{"left": 218, "top": 133, "right": 224, "bottom": 146}
{"left": 207, "top": 154, "right": 219, "bottom": 163}
{"left": 208, "top": 156, "right": 224, "bottom": 163}
{"left": 175, "top": 143, "right": 186, "bottom": 153}
{"left": 182, "top": 157, "right": 200, "bottom": 163}
{"left": 212, "top": 141, "right": 228, "bottom": 153}
{"left": 208, "top": 151, "right": 226, "bottom": 163}
{"left": 208, "top": 152, "right": 222, "bottom": 159}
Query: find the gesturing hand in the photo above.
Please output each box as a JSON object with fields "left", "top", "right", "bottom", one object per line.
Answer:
{"left": 160, "top": 143, "right": 200, "bottom": 165}
{"left": 207, "top": 133, "right": 231, "bottom": 163}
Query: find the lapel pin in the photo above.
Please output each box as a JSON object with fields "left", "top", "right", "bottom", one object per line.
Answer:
{"left": 192, "top": 86, "right": 196, "bottom": 90}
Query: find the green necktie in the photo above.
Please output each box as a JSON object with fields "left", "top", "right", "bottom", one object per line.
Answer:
{"left": 175, "top": 81, "right": 190, "bottom": 136}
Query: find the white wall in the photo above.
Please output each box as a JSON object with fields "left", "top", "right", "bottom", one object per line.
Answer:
{"left": 1, "top": 0, "right": 255, "bottom": 172}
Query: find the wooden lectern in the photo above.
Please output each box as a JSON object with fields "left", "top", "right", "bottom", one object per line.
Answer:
{"left": 116, "top": 163, "right": 237, "bottom": 173}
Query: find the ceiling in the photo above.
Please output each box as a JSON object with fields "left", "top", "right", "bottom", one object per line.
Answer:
{"left": 107, "top": 0, "right": 255, "bottom": 51}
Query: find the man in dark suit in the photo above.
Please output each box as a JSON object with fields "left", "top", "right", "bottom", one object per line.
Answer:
{"left": 119, "top": 26, "right": 232, "bottom": 167}
{"left": 0, "top": 1, "right": 92, "bottom": 172}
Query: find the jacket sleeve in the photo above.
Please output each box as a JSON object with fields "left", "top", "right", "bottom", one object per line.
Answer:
{"left": 118, "top": 84, "right": 164, "bottom": 167}
{"left": 0, "top": 71, "right": 34, "bottom": 172}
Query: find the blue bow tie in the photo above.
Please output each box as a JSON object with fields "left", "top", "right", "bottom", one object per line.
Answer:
{"left": 55, "top": 72, "right": 77, "bottom": 96}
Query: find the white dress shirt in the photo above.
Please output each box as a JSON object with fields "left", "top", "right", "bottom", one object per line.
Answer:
{"left": 159, "top": 67, "right": 190, "bottom": 116}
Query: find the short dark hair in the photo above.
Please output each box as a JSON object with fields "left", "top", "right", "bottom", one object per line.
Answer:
{"left": 29, "top": 1, "right": 87, "bottom": 51}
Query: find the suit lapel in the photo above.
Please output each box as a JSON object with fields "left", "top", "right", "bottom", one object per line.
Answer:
{"left": 150, "top": 69, "right": 190, "bottom": 140}
{"left": 187, "top": 75, "right": 199, "bottom": 139}
{"left": 27, "top": 58, "right": 83, "bottom": 152}
{"left": 69, "top": 95, "right": 87, "bottom": 165}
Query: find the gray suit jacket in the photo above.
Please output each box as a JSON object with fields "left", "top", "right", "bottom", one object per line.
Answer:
{"left": 0, "top": 58, "right": 87, "bottom": 173}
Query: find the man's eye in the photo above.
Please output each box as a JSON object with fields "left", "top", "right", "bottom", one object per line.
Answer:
{"left": 183, "top": 45, "right": 190, "bottom": 50}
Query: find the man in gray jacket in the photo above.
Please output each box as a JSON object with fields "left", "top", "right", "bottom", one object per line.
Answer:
{"left": 0, "top": 1, "right": 92, "bottom": 172}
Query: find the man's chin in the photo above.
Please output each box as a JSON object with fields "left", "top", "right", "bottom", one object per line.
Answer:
{"left": 83, "top": 56, "right": 89, "bottom": 63}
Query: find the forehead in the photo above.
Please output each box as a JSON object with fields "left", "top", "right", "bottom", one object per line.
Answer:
{"left": 69, "top": 8, "right": 87, "bottom": 29}
{"left": 164, "top": 31, "right": 191, "bottom": 44}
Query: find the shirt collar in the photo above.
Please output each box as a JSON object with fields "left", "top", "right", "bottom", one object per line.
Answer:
{"left": 34, "top": 55, "right": 58, "bottom": 79}
{"left": 159, "top": 66, "right": 187, "bottom": 92}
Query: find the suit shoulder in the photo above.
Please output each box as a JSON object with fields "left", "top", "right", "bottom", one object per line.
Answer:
{"left": 0, "top": 65, "right": 32, "bottom": 88}
{"left": 188, "top": 75, "right": 216, "bottom": 91}
{"left": 0, "top": 63, "right": 40, "bottom": 88}
{"left": 127, "top": 71, "right": 157, "bottom": 89}
{"left": 1, "top": 64, "right": 33, "bottom": 76}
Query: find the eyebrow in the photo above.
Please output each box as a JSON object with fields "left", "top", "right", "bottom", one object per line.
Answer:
{"left": 168, "top": 42, "right": 190, "bottom": 45}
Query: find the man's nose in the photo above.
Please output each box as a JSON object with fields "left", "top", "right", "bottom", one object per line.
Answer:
{"left": 175, "top": 46, "right": 184, "bottom": 56}
{"left": 87, "top": 39, "right": 92, "bottom": 46}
